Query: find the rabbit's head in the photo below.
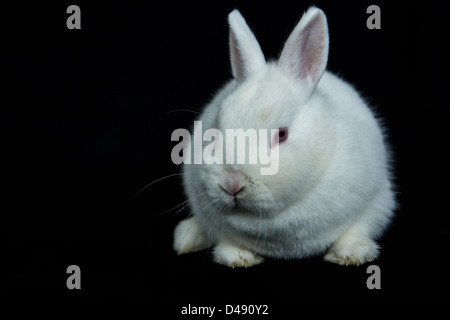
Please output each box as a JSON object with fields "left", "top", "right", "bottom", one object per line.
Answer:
{"left": 193, "top": 8, "right": 336, "bottom": 217}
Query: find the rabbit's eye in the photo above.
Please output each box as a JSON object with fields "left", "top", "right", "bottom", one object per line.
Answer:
{"left": 278, "top": 127, "right": 288, "bottom": 144}
{"left": 271, "top": 127, "right": 288, "bottom": 148}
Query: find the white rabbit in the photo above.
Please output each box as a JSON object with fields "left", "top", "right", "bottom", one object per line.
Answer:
{"left": 173, "top": 7, "right": 396, "bottom": 267}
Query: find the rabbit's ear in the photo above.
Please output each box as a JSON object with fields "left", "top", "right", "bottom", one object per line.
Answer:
{"left": 278, "top": 7, "right": 329, "bottom": 97}
{"left": 228, "top": 10, "right": 266, "bottom": 82}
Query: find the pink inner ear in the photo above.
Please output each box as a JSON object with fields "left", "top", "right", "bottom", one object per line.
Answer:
{"left": 299, "top": 25, "right": 313, "bottom": 78}
{"left": 279, "top": 9, "right": 329, "bottom": 90}
{"left": 298, "top": 21, "right": 326, "bottom": 83}
{"left": 229, "top": 31, "right": 243, "bottom": 80}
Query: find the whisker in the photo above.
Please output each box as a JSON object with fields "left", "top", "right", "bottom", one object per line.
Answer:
{"left": 167, "top": 191, "right": 209, "bottom": 218}
{"left": 143, "top": 187, "right": 209, "bottom": 219}
{"left": 200, "top": 200, "right": 224, "bottom": 259}
{"left": 151, "top": 198, "right": 190, "bottom": 218}
{"left": 167, "top": 109, "right": 201, "bottom": 115}
{"left": 132, "top": 173, "right": 186, "bottom": 199}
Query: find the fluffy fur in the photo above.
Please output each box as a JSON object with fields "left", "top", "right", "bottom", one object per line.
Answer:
{"left": 173, "top": 7, "right": 396, "bottom": 267}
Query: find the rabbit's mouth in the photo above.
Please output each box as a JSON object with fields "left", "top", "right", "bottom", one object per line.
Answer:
{"left": 210, "top": 168, "right": 278, "bottom": 214}
{"left": 219, "top": 191, "right": 269, "bottom": 216}
{"left": 219, "top": 184, "right": 246, "bottom": 209}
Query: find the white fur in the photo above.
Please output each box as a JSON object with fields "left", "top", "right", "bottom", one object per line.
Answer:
{"left": 228, "top": 9, "right": 266, "bottom": 82}
{"left": 174, "top": 7, "right": 396, "bottom": 267}
{"left": 213, "top": 239, "right": 265, "bottom": 268}
{"left": 173, "top": 217, "right": 209, "bottom": 255}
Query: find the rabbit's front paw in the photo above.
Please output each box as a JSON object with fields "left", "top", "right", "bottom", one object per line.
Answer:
{"left": 324, "top": 233, "right": 379, "bottom": 266}
{"left": 213, "top": 241, "right": 264, "bottom": 268}
{"left": 173, "top": 218, "right": 209, "bottom": 255}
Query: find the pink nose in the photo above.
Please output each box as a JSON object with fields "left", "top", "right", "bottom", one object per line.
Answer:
{"left": 220, "top": 170, "right": 246, "bottom": 196}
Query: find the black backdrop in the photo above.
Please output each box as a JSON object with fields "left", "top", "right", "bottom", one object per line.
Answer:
{"left": 2, "top": 0, "right": 449, "bottom": 304}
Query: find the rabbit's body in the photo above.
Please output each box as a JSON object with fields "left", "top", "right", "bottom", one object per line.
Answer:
{"left": 173, "top": 8, "right": 395, "bottom": 267}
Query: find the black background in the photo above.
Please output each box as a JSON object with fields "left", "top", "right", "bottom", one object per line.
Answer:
{"left": 2, "top": 0, "right": 449, "bottom": 304}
